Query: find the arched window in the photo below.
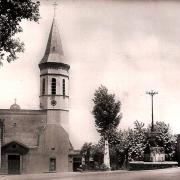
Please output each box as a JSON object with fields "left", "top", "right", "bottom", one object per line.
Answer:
{"left": 51, "top": 78, "right": 56, "bottom": 95}
{"left": 42, "top": 78, "right": 45, "bottom": 95}
{"left": 62, "top": 79, "right": 65, "bottom": 96}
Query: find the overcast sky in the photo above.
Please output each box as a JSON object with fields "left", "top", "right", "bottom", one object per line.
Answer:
{"left": 1, "top": 0, "right": 180, "bottom": 148}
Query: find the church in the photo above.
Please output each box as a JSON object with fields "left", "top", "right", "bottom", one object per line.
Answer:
{"left": 0, "top": 12, "right": 80, "bottom": 174}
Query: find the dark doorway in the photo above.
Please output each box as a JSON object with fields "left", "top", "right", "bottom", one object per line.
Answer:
{"left": 8, "top": 155, "right": 20, "bottom": 174}
{"left": 73, "top": 157, "right": 82, "bottom": 171}
{"left": 49, "top": 158, "right": 56, "bottom": 172}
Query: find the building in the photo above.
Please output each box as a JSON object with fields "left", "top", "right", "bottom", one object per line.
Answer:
{"left": 0, "top": 14, "right": 77, "bottom": 174}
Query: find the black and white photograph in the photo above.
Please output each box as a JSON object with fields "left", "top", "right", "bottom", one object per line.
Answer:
{"left": 0, "top": 0, "right": 180, "bottom": 179}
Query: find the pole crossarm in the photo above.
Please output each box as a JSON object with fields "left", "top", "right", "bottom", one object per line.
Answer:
{"left": 146, "top": 90, "right": 158, "bottom": 96}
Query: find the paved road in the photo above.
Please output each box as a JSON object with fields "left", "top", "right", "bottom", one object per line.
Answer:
{"left": 1, "top": 168, "right": 180, "bottom": 180}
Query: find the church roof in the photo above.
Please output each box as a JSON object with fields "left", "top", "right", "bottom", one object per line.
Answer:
{"left": 39, "top": 17, "right": 66, "bottom": 65}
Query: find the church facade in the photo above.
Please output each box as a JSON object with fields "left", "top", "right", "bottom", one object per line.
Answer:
{"left": 0, "top": 16, "right": 76, "bottom": 174}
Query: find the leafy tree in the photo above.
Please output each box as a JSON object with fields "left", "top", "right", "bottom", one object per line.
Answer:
{"left": 91, "top": 143, "right": 104, "bottom": 168}
{"left": 126, "top": 121, "right": 147, "bottom": 161}
{"left": 92, "top": 85, "right": 122, "bottom": 139}
{"left": 92, "top": 86, "right": 122, "bottom": 169}
{"left": 117, "top": 121, "right": 177, "bottom": 163}
{"left": 80, "top": 121, "right": 176, "bottom": 171}
{"left": 80, "top": 142, "right": 92, "bottom": 169}
{"left": 0, "top": 0, "right": 40, "bottom": 63}
{"left": 152, "top": 121, "right": 177, "bottom": 160}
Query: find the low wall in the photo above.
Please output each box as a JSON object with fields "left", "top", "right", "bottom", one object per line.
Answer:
{"left": 129, "top": 161, "right": 178, "bottom": 170}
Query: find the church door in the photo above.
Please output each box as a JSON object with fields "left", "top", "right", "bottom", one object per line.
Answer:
{"left": 8, "top": 155, "right": 20, "bottom": 174}
{"left": 49, "top": 158, "right": 56, "bottom": 172}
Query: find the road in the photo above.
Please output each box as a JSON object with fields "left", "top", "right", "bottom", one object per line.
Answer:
{"left": 1, "top": 168, "right": 180, "bottom": 180}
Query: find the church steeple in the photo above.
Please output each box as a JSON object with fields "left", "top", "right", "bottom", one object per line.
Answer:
{"left": 39, "top": 17, "right": 65, "bottom": 65}
{"left": 39, "top": 5, "right": 70, "bottom": 130}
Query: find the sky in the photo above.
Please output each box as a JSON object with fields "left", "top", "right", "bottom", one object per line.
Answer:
{"left": 1, "top": 0, "right": 180, "bottom": 148}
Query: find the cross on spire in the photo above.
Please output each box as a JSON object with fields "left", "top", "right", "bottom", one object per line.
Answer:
{"left": 14, "top": 98, "right": 17, "bottom": 104}
{"left": 53, "top": 2, "right": 58, "bottom": 18}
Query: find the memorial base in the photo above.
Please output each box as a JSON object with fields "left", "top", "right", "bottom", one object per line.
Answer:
{"left": 129, "top": 161, "right": 178, "bottom": 170}
{"left": 144, "top": 147, "right": 165, "bottom": 162}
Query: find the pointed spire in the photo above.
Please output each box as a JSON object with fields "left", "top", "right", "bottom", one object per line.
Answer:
{"left": 39, "top": 3, "right": 66, "bottom": 65}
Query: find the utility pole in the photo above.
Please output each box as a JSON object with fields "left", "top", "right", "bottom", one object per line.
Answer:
{"left": 146, "top": 90, "right": 158, "bottom": 132}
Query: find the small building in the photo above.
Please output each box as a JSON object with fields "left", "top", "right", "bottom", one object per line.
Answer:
{"left": 69, "top": 150, "right": 82, "bottom": 171}
{"left": 0, "top": 15, "right": 79, "bottom": 174}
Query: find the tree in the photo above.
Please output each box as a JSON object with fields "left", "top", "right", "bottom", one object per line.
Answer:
{"left": 0, "top": 0, "right": 40, "bottom": 63}
{"left": 80, "top": 142, "right": 107, "bottom": 170}
{"left": 92, "top": 85, "right": 122, "bottom": 169}
{"left": 91, "top": 143, "right": 104, "bottom": 168}
{"left": 126, "top": 121, "right": 147, "bottom": 161}
{"left": 117, "top": 120, "right": 177, "bottom": 163}
{"left": 152, "top": 121, "right": 177, "bottom": 160}
{"left": 92, "top": 85, "right": 122, "bottom": 139}
{"left": 80, "top": 142, "right": 92, "bottom": 170}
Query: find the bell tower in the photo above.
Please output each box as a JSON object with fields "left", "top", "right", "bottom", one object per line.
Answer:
{"left": 39, "top": 9, "right": 70, "bottom": 132}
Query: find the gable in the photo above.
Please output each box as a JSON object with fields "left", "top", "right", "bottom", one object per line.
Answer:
{"left": 2, "top": 141, "right": 29, "bottom": 155}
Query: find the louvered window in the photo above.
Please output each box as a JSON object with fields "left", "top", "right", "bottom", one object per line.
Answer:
{"left": 51, "top": 78, "right": 56, "bottom": 95}
{"left": 42, "top": 78, "right": 45, "bottom": 95}
{"left": 63, "top": 79, "right": 65, "bottom": 96}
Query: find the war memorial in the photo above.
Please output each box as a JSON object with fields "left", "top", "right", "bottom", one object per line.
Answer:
{"left": 129, "top": 91, "right": 178, "bottom": 170}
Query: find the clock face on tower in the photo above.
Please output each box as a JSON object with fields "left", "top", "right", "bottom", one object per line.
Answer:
{"left": 51, "top": 99, "right": 57, "bottom": 106}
